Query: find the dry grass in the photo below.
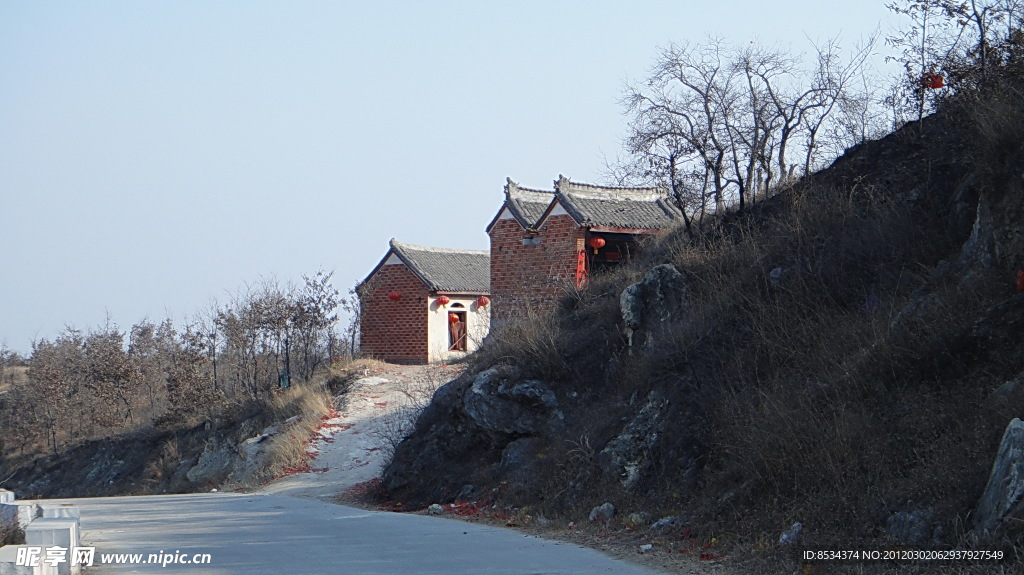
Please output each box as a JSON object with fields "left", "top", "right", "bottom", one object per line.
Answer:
{"left": 262, "top": 383, "right": 335, "bottom": 481}
{"left": 466, "top": 95, "right": 1024, "bottom": 564}
{"left": 142, "top": 438, "right": 182, "bottom": 486}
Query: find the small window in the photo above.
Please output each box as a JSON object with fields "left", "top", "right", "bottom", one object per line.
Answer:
{"left": 448, "top": 311, "right": 467, "bottom": 351}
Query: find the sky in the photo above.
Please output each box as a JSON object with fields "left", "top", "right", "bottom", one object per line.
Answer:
{"left": 0, "top": 1, "right": 899, "bottom": 354}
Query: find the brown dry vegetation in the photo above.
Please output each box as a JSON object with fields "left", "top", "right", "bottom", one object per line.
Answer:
{"left": 261, "top": 382, "right": 336, "bottom": 481}
{"left": 386, "top": 59, "right": 1024, "bottom": 574}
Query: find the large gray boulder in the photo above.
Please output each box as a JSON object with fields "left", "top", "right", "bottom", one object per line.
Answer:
{"left": 463, "top": 367, "right": 561, "bottom": 436}
{"left": 185, "top": 439, "right": 236, "bottom": 486}
{"left": 383, "top": 366, "right": 562, "bottom": 506}
{"left": 619, "top": 264, "right": 688, "bottom": 347}
{"left": 974, "top": 418, "right": 1024, "bottom": 537}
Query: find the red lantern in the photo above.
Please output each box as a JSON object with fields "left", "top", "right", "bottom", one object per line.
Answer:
{"left": 587, "top": 236, "right": 606, "bottom": 254}
{"left": 477, "top": 296, "right": 490, "bottom": 307}
{"left": 449, "top": 313, "right": 459, "bottom": 324}
{"left": 922, "top": 73, "right": 945, "bottom": 89}
{"left": 436, "top": 295, "right": 450, "bottom": 307}
{"left": 387, "top": 291, "right": 401, "bottom": 301}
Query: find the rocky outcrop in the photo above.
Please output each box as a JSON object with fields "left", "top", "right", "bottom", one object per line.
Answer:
{"left": 597, "top": 391, "right": 669, "bottom": 490}
{"left": 382, "top": 366, "right": 563, "bottom": 506}
{"left": 620, "top": 264, "right": 688, "bottom": 348}
{"left": 974, "top": 418, "right": 1024, "bottom": 538}
{"left": 463, "top": 367, "right": 561, "bottom": 436}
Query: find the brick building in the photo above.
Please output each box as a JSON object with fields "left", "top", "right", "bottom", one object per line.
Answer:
{"left": 358, "top": 239, "right": 490, "bottom": 364}
{"left": 486, "top": 175, "right": 683, "bottom": 327}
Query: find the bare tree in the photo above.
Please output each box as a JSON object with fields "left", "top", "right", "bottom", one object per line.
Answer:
{"left": 622, "top": 36, "right": 878, "bottom": 224}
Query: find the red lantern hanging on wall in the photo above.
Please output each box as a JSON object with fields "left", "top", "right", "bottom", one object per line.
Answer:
{"left": 477, "top": 296, "right": 490, "bottom": 307}
{"left": 922, "top": 72, "right": 945, "bottom": 89}
{"left": 587, "top": 236, "right": 606, "bottom": 254}
{"left": 436, "top": 295, "right": 451, "bottom": 307}
{"left": 387, "top": 291, "right": 401, "bottom": 301}
{"left": 448, "top": 312, "right": 459, "bottom": 324}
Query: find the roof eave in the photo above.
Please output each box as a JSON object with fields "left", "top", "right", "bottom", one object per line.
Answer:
{"left": 433, "top": 289, "right": 491, "bottom": 296}
{"left": 587, "top": 225, "right": 669, "bottom": 234}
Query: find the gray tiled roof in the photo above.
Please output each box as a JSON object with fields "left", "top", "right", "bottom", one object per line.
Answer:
{"left": 552, "top": 175, "right": 682, "bottom": 229}
{"left": 503, "top": 178, "right": 554, "bottom": 228}
{"left": 389, "top": 239, "right": 490, "bottom": 293}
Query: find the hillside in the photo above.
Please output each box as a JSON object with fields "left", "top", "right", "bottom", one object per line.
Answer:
{"left": 380, "top": 74, "right": 1024, "bottom": 571}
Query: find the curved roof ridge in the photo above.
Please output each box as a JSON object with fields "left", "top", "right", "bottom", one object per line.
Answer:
{"left": 505, "top": 177, "right": 554, "bottom": 200}
{"left": 555, "top": 174, "right": 668, "bottom": 201}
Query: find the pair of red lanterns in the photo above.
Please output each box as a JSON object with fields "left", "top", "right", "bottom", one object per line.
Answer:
{"left": 437, "top": 295, "right": 490, "bottom": 307}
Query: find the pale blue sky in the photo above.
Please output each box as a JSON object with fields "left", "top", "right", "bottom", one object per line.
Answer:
{"left": 0, "top": 1, "right": 897, "bottom": 353}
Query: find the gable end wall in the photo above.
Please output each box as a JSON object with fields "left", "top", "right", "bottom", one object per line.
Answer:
{"left": 489, "top": 214, "right": 584, "bottom": 324}
{"left": 359, "top": 262, "right": 430, "bottom": 364}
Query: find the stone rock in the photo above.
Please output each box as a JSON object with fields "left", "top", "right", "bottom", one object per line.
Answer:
{"left": 650, "top": 516, "right": 685, "bottom": 531}
{"left": 589, "top": 502, "right": 615, "bottom": 523}
{"left": 639, "top": 544, "right": 653, "bottom": 553}
{"left": 455, "top": 485, "right": 476, "bottom": 501}
{"left": 769, "top": 266, "right": 787, "bottom": 288}
{"left": 957, "top": 198, "right": 996, "bottom": 274}
{"left": 622, "top": 512, "right": 651, "bottom": 528}
{"left": 597, "top": 391, "right": 669, "bottom": 490}
{"left": 886, "top": 510, "right": 934, "bottom": 546}
{"left": 462, "top": 367, "right": 561, "bottom": 436}
{"left": 427, "top": 504, "right": 444, "bottom": 515}
{"left": 778, "top": 522, "right": 803, "bottom": 546}
{"left": 185, "top": 439, "right": 235, "bottom": 485}
{"left": 989, "top": 380, "right": 1019, "bottom": 402}
{"left": 499, "top": 438, "right": 542, "bottom": 483}
{"left": 619, "top": 264, "right": 688, "bottom": 347}
{"left": 974, "top": 418, "right": 1024, "bottom": 537}
{"left": 225, "top": 432, "right": 274, "bottom": 486}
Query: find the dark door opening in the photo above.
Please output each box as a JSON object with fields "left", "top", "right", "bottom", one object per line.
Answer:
{"left": 448, "top": 311, "right": 467, "bottom": 351}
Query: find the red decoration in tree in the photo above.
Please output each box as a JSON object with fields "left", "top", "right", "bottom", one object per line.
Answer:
{"left": 449, "top": 313, "right": 459, "bottom": 323}
{"left": 477, "top": 296, "right": 490, "bottom": 307}
{"left": 387, "top": 291, "right": 401, "bottom": 301}
{"left": 922, "top": 73, "right": 945, "bottom": 89}
{"left": 436, "top": 296, "right": 451, "bottom": 307}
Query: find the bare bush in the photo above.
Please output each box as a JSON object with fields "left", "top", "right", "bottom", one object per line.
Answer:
{"left": 368, "top": 367, "right": 452, "bottom": 461}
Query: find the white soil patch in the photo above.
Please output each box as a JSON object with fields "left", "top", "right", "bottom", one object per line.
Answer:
{"left": 257, "top": 363, "right": 462, "bottom": 500}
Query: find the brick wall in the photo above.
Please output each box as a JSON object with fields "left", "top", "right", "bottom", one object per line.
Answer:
{"left": 359, "top": 262, "right": 430, "bottom": 364}
{"left": 489, "top": 213, "right": 584, "bottom": 324}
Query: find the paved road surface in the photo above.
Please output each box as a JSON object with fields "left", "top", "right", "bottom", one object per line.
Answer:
{"left": 50, "top": 492, "right": 666, "bottom": 574}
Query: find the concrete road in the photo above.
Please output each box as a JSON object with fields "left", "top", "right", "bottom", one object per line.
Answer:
{"left": 47, "top": 493, "right": 666, "bottom": 574}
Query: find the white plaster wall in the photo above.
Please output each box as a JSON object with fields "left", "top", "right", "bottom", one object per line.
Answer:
{"left": 427, "top": 295, "right": 491, "bottom": 363}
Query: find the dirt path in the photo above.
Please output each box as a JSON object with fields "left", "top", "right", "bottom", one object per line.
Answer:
{"left": 257, "top": 363, "right": 461, "bottom": 500}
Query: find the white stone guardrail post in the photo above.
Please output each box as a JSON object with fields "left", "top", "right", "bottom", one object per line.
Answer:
{"left": 0, "top": 491, "right": 81, "bottom": 575}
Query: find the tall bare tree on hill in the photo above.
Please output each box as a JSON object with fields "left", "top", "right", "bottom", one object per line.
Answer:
{"left": 622, "top": 35, "right": 879, "bottom": 228}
